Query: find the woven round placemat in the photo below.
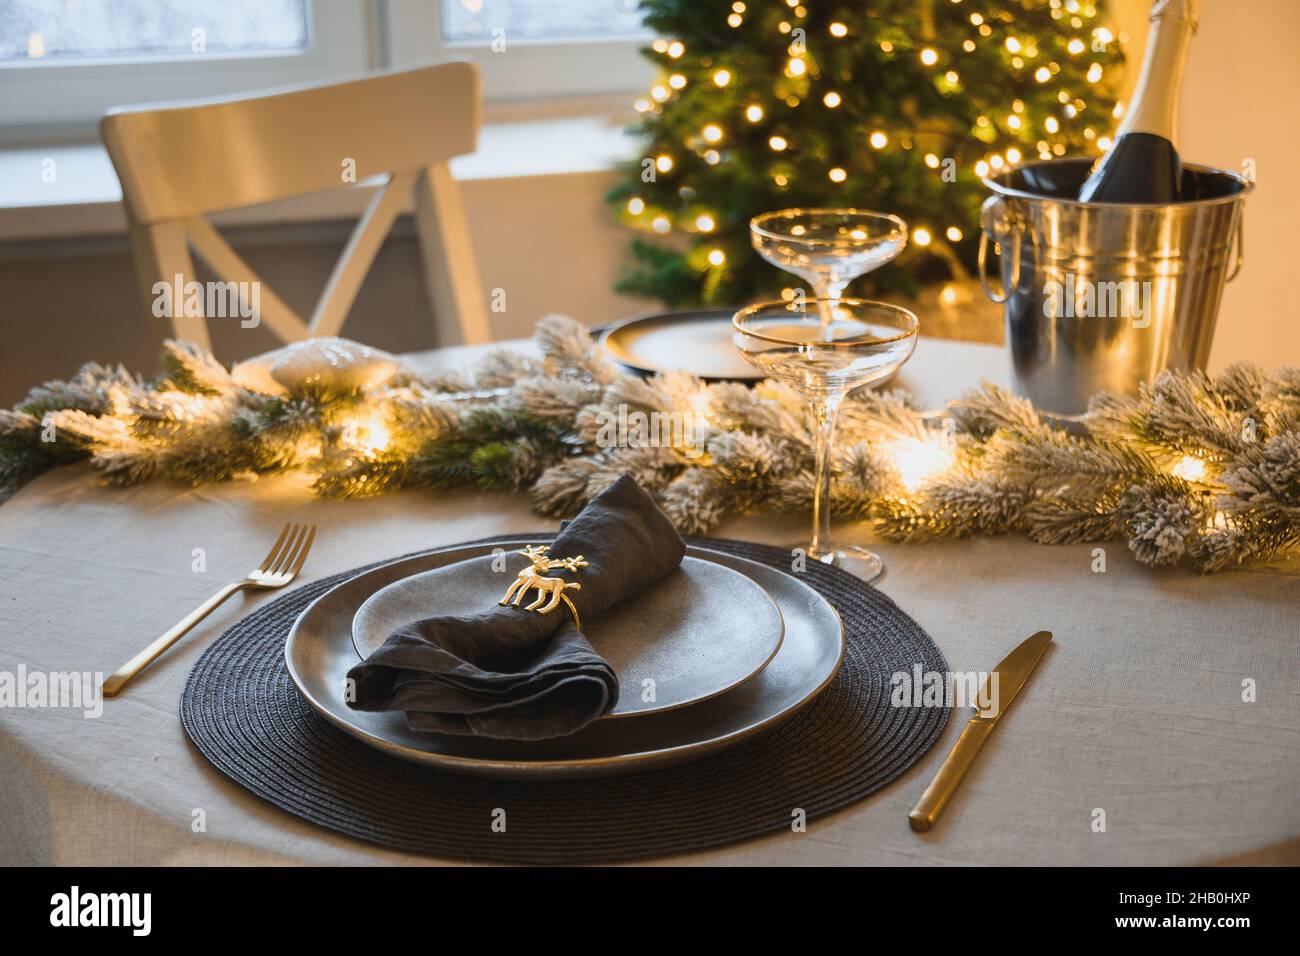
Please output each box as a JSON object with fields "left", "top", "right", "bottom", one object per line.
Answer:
{"left": 181, "top": 535, "right": 948, "bottom": 864}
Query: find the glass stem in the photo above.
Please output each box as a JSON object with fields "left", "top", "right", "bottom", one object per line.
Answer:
{"left": 808, "top": 392, "right": 844, "bottom": 560}
{"left": 812, "top": 277, "right": 847, "bottom": 337}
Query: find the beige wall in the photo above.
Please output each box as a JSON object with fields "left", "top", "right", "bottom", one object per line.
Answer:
{"left": 1113, "top": 0, "right": 1300, "bottom": 369}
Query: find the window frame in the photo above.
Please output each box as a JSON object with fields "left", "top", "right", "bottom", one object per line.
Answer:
{"left": 383, "top": 0, "right": 652, "bottom": 103}
{"left": 0, "top": 0, "right": 376, "bottom": 138}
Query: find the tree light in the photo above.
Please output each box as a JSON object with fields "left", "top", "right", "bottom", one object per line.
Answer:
{"left": 655, "top": 155, "right": 673, "bottom": 172}
{"left": 920, "top": 48, "right": 938, "bottom": 66}
{"left": 713, "top": 69, "right": 731, "bottom": 87}
{"left": 695, "top": 214, "right": 716, "bottom": 231}
{"left": 1035, "top": 66, "right": 1051, "bottom": 82}
{"left": 787, "top": 57, "right": 806, "bottom": 76}
{"left": 823, "top": 91, "right": 842, "bottom": 108}
{"left": 829, "top": 22, "right": 848, "bottom": 37}
{"left": 652, "top": 216, "right": 671, "bottom": 233}
{"left": 913, "top": 227, "right": 932, "bottom": 246}
{"left": 708, "top": 249, "right": 726, "bottom": 266}
{"left": 946, "top": 226, "right": 963, "bottom": 241}
{"left": 627, "top": 197, "right": 645, "bottom": 214}
{"left": 667, "top": 41, "right": 684, "bottom": 58}
{"left": 924, "top": 153, "right": 940, "bottom": 168}
{"left": 828, "top": 167, "right": 847, "bottom": 182}
{"left": 769, "top": 135, "right": 788, "bottom": 151}
{"left": 669, "top": 73, "right": 686, "bottom": 89}
{"left": 869, "top": 131, "right": 888, "bottom": 149}
{"left": 702, "top": 124, "right": 723, "bottom": 143}
{"left": 745, "top": 104, "right": 764, "bottom": 122}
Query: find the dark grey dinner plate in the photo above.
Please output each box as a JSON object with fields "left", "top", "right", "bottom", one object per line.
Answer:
{"left": 600, "top": 307, "right": 762, "bottom": 381}
{"left": 285, "top": 540, "right": 845, "bottom": 778}
{"left": 351, "top": 554, "right": 784, "bottom": 718}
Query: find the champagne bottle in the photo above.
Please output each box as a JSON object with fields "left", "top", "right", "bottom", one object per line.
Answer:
{"left": 1077, "top": 0, "right": 1199, "bottom": 203}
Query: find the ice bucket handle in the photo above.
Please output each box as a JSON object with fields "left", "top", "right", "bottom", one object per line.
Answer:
{"left": 978, "top": 195, "right": 1021, "bottom": 304}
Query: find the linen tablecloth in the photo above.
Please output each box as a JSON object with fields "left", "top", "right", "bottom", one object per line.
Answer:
{"left": 1, "top": 337, "right": 1297, "bottom": 865}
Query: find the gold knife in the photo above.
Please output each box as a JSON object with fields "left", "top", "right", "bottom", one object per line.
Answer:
{"left": 908, "top": 630, "right": 1053, "bottom": 832}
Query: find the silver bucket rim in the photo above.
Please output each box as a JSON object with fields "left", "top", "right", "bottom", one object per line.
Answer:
{"left": 981, "top": 158, "right": 1254, "bottom": 211}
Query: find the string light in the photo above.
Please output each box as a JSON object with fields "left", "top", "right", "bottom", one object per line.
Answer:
{"left": 667, "top": 40, "right": 684, "bottom": 58}
{"left": 627, "top": 197, "right": 645, "bottom": 214}
{"left": 1067, "top": 38, "right": 1085, "bottom": 54}
{"left": 913, "top": 227, "right": 932, "bottom": 246}
{"left": 924, "top": 153, "right": 940, "bottom": 168}
{"left": 769, "top": 135, "right": 788, "bottom": 151}
{"left": 946, "top": 226, "right": 963, "bottom": 241}
{"left": 652, "top": 216, "right": 671, "bottom": 233}
{"left": 1035, "top": 66, "right": 1051, "bottom": 82}
{"left": 828, "top": 166, "right": 847, "bottom": 182}
{"left": 823, "top": 90, "right": 842, "bottom": 107}
{"left": 702, "top": 124, "right": 723, "bottom": 143}
{"left": 695, "top": 214, "right": 716, "bottom": 231}
{"left": 651, "top": 84, "right": 669, "bottom": 102}
{"left": 787, "top": 57, "right": 806, "bottom": 76}
{"left": 1171, "top": 455, "right": 1207, "bottom": 482}
{"left": 1086, "top": 62, "right": 1103, "bottom": 83}
{"left": 745, "top": 104, "right": 764, "bottom": 122}
{"left": 920, "top": 48, "right": 938, "bottom": 66}
{"left": 708, "top": 249, "right": 726, "bottom": 266}
{"left": 655, "top": 154, "right": 673, "bottom": 172}
{"left": 728, "top": 13, "right": 743, "bottom": 27}
{"left": 829, "top": 22, "right": 848, "bottom": 37}
{"left": 713, "top": 69, "right": 731, "bottom": 87}
{"left": 668, "top": 73, "right": 686, "bottom": 89}
{"left": 869, "top": 131, "right": 888, "bottom": 149}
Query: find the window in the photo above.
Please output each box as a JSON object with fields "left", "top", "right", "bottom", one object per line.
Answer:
{"left": 387, "top": 0, "right": 653, "bottom": 102}
{"left": 0, "top": 0, "right": 371, "bottom": 134}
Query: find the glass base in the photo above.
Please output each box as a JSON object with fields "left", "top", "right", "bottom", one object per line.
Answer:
{"left": 803, "top": 541, "right": 884, "bottom": 583}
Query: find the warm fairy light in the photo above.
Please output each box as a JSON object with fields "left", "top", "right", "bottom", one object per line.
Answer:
{"left": 769, "top": 135, "right": 788, "bottom": 151}
{"left": 970, "top": 13, "right": 984, "bottom": 25}
{"left": 1005, "top": 37, "right": 1022, "bottom": 53}
{"left": 787, "top": 57, "right": 807, "bottom": 76}
{"left": 1097, "top": 135, "right": 1112, "bottom": 150}
{"left": 1035, "top": 66, "right": 1051, "bottom": 82}
{"left": 880, "top": 40, "right": 894, "bottom": 53}
{"left": 634, "top": 98, "right": 651, "bottom": 113}
{"left": 913, "top": 227, "right": 932, "bottom": 246}
{"left": 745, "top": 104, "right": 764, "bottom": 122}
{"left": 1007, "top": 114, "right": 1022, "bottom": 129}
{"left": 989, "top": 154, "right": 1005, "bottom": 170}
{"left": 732, "top": 1, "right": 746, "bottom": 10}
{"left": 713, "top": 69, "right": 731, "bottom": 87}
{"left": 828, "top": 166, "right": 847, "bottom": 182}
{"left": 727, "top": 13, "right": 743, "bottom": 27}
{"left": 823, "top": 90, "right": 842, "bottom": 107}
{"left": 946, "top": 226, "right": 963, "bottom": 241}
{"left": 1067, "top": 38, "right": 1085, "bottom": 54}
{"left": 919, "top": 48, "right": 938, "bottom": 66}
{"left": 627, "top": 197, "right": 645, "bottom": 214}
{"left": 667, "top": 40, "right": 684, "bottom": 58}
{"left": 889, "top": 436, "right": 956, "bottom": 492}
{"left": 702, "top": 124, "right": 723, "bottom": 142}
{"left": 655, "top": 154, "right": 673, "bottom": 172}
{"left": 1171, "top": 455, "right": 1208, "bottom": 482}
{"left": 944, "top": 70, "right": 960, "bottom": 85}
{"left": 668, "top": 73, "right": 686, "bottom": 89}
{"left": 651, "top": 84, "right": 669, "bottom": 102}
{"left": 652, "top": 216, "right": 671, "bottom": 233}
{"left": 345, "top": 412, "right": 392, "bottom": 455}
{"left": 1086, "top": 62, "right": 1103, "bottom": 83}
{"left": 924, "top": 153, "right": 940, "bottom": 168}
{"left": 974, "top": 159, "right": 990, "bottom": 177}
{"left": 829, "top": 21, "right": 848, "bottom": 37}
{"left": 1006, "top": 147, "right": 1022, "bottom": 164}
{"left": 941, "top": 284, "right": 958, "bottom": 305}
{"left": 652, "top": 38, "right": 668, "bottom": 53}
{"left": 1045, "top": 116, "right": 1060, "bottom": 133}
{"left": 695, "top": 214, "right": 716, "bottom": 231}
{"left": 773, "top": 173, "right": 788, "bottom": 186}
{"left": 1094, "top": 26, "right": 1114, "bottom": 44}
{"left": 963, "top": 39, "right": 975, "bottom": 52}
{"left": 707, "top": 249, "right": 726, "bottom": 266}
{"left": 703, "top": 149, "right": 721, "bottom": 164}
{"left": 869, "top": 131, "right": 888, "bottom": 149}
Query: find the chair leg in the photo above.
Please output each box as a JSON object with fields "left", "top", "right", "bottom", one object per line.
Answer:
{"left": 130, "top": 221, "right": 212, "bottom": 351}
{"left": 414, "top": 162, "right": 491, "bottom": 347}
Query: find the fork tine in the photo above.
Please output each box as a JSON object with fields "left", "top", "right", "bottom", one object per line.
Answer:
{"left": 259, "top": 523, "right": 293, "bottom": 572}
{"left": 286, "top": 525, "right": 317, "bottom": 578}
{"left": 270, "top": 524, "right": 306, "bottom": 575}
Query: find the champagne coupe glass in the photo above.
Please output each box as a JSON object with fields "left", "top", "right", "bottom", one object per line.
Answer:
{"left": 733, "top": 298, "right": 919, "bottom": 582}
{"left": 750, "top": 209, "right": 908, "bottom": 329}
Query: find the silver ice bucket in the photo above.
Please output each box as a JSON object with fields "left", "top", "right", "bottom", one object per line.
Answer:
{"left": 979, "top": 158, "right": 1251, "bottom": 415}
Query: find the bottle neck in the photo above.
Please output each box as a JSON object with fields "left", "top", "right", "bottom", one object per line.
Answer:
{"left": 1115, "top": 0, "right": 1198, "bottom": 143}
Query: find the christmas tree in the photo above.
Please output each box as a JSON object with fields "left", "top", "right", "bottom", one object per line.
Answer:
{"left": 609, "top": 0, "right": 1125, "bottom": 306}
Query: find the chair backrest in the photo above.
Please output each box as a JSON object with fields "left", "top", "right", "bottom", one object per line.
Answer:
{"left": 101, "top": 61, "right": 491, "bottom": 351}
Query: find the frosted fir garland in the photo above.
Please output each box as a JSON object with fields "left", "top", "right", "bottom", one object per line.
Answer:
{"left": 2, "top": 316, "right": 1297, "bottom": 573}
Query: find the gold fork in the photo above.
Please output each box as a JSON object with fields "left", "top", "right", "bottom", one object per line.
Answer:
{"left": 102, "top": 523, "right": 317, "bottom": 697}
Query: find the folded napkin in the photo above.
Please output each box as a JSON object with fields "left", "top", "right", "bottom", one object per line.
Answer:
{"left": 346, "top": 475, "right": 686, "bottom": 740}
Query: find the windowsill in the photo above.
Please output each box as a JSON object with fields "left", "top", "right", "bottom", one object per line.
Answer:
{"left": 0, "top": 112, "right": 640, "bottom": 243}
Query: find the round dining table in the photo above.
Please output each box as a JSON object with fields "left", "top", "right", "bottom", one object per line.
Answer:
{"left": 1, "top": 334, "right": 1297, "bottom": 866}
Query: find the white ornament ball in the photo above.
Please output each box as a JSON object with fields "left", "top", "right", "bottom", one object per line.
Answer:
{"left": 231, "top": 337, "right": 405, "bottom": 396}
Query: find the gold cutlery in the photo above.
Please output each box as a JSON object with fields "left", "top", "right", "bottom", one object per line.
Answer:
{"left": 908, "top": 629, "right": 1052, "bottom": 832}
{"left": 102, "top": 523, "right": 316, "bottom": 697}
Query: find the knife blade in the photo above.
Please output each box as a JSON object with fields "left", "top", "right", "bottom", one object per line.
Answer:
{"left": 907, "top": 630, "right": 1052, "bottom": 833}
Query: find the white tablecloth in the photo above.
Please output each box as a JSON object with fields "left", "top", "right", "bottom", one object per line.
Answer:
{"left": 1, "top": 337, "right": 1297, "bottom": 865}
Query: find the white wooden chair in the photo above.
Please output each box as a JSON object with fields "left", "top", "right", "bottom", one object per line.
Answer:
{"left": 101, "top": 62, "right": 491, "bottom": 352}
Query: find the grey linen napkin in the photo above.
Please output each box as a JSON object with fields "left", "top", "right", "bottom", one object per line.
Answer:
{"left": 346, "top": 475, "right": 686, "bottom": 740}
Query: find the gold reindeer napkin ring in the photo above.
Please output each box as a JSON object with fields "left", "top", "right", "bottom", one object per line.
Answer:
{"left": 498, "top": 545, "right": 588, "bottom": 629}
